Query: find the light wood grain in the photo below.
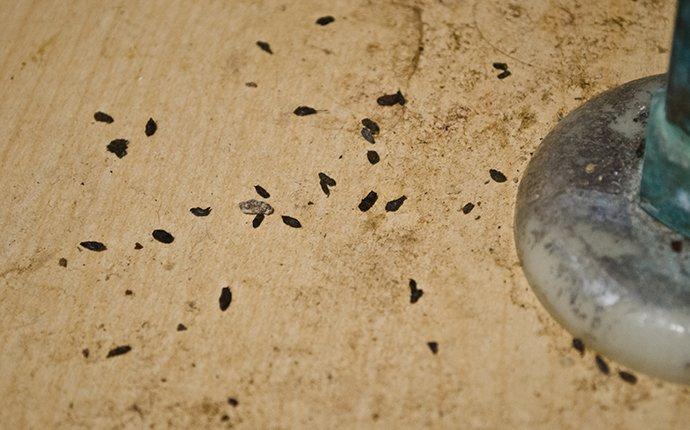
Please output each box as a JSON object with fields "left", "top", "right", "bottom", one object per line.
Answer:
{"left": 0, "top": 0, "right": 688, "bottom": 428}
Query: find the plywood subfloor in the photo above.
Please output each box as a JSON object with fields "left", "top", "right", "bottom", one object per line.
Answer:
{"left": 1, "top": 0, "right": 688, "bottom": 428}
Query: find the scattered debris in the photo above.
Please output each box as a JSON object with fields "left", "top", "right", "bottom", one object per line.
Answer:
{"left": 239, "top": 199, "right": 274, "bottom": 215}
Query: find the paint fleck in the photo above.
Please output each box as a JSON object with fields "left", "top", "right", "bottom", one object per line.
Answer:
{"left": 409, "top": 279, "right": 423, "bottom": 303}
{"left": 361, "top": 118, "right": 380, "bottom": 134}
{"left": 318, "top": 172, "right": 336, "bottom": 196}
{"left": 80, "top": 241, "right": 107, "bottom": 252}
{"left": 219, "top": 287, "right": 232, "bottom": 311}
{"left": 316, "top": 16, "right": 335, "bottom": 25}
{"left": 106, "top": 345, "right": 132, "bottom": 358}
{"left": 107, "top": 139, "right": 129, "bottom": 158}
{"left": 255, "top": 185, "right": 270, "bottom": 198}
{"left": 145, "top": 118, "right": 157, "bottom": 137}
{"left": 367, "top": 150, "right": 380, "bottom": 165}
{"left": 94, "top": 111, "right": 114, "bottom": 123}
{"left": 177, "top": 323, "right": 187, "bottom": 332}
{"left": 239, "top": 199, "right": 274, "bottom": 215}
{"left": 358, "top": 191, "right": 378, "bottom": 212}
{"left": 152, "top": 229, "right": 174, "bottom": 244}
{"left": 190, "top": 207, "right": 211, "bottom": 217}
{"left": 462, "top": 202, "right": 475, "bottom": 214}
{"left": 618, "top": 371, "right": 637, "bottom": 384}
{"left": 361, "top": 127, "right": 375, "bottom": 144}
{"left": 134, "top": 243, "right": 143, "bottom": 250}
{"left": 252, "top": 214, "right": 265, "bottom": 228}
{"left": 294, "top": 106, "right": 317, "bottom": 116}
{"left": 427, "top": 342, "right": 439, "bottom": 354}
{"left": 227, "top": 398, "right": 239, "bottom": 407}
{"left": 58, "top": 258, "right": 67, "bottom": 267}
{"left": 489, "top": 169, "right": 507, "bottom": 183}
{"left": 256, "top": 41, "right": 272, "bottom": 54}
{"left": 572, "top": 338, "right": 585, "bottom": 356}
{"left": 282, "top": 215, "right": 302, "bottom": 228}
{"left": 595, "top": 355, "right": 610, "bottom": 375}
{"left": 377, "top": 90, "right": 406, "bottom": 106}
{"left": 671, "top": 240, "right": 683, "bottom": 253}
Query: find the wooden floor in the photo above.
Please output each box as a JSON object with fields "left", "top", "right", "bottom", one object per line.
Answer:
{"left": 0, "top": 0, "right": 687, "bottom": 428}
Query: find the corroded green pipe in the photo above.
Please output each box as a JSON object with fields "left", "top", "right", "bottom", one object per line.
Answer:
{"left": 640, "top": 0, "right": 690, "bottom": 237}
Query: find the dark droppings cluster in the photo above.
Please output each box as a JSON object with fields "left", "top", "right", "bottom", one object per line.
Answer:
{"left": 94, "top": 111, "right": 114, "bottom": 123}
{"left": 80, "top": 241, "right": 107, "bottom": 252}
{"left": 361, "top": 127, "right": 375, "bottom": 144}
{"left": 219, "top": 287, "right": 232, "bottom": 311}
{"left": 134, "top": 242, "right": 143, "bottom": 250}
{"left": 618, "top": 370, "right": 638, "bottom": 384}
{"left": 358, "top": 191, "right": 378, "bottom": 212}
{"left": 361, "top": 118, "right": 380, "bottom": 134}
{"left": 254, "top": 185, "right": 270, "bottom": 199}
{"left": 106, "top": 345, "right": 132, "bottom": 358}
{"left": 571, "top": 338, "right": 585, "bottom": 356}
{"left": 318, "top": 172, "right": 336, "bottom": 196}
{"left": 294, "top": 106, "right": 317, "bottom": 116}
{"left": 427, "top": 342, "right": 439, "bottom": 354}
{"left": 377, "top": 90, "right": 406, "bottom": 106}
{"left": 256, "top": 40, "right": 272, "bottom": 54}
{"left": 492, "top": 62, "right": 511, "bottom": 79}
{"left": 152, "top": 229, "right": 175, "bottom": 244}
{"left": 316, "top": 15, "right": 335, "bottom": 25}
{"left": 253, "top": 214, "right": 265, "bottom": 228}
{"left": 177, "top": 323, "right": 187, "bottom": 332}
{"left": 145, "top": 118, "right": 157, "bottom": 137}
{"left": 190, "top": 207, "right": 212, "bottom": 217}
{"left": 227, "top": 397, "right": 239, "bottom": 407}
{"left": 461, "top": 202, "right": 475, "bottom": 214}
{"left": 489, "top": 169, "right": 507, "bottom": 183}
{"left": 595, "top": 355, "right": 610, "bottom": 375}
{"left": 367, "top": 150, "right": 380, "bottom": 165}
{"left": 282, "top": 215, "right": 302, "bottom": 228}
{"left": 107, "top": 139, "right": 129, "bottom": 158}
{"left": 409, "top": 279, "right": 423, "bottom": 303}
{"left": 671, "top": 240, "right": 683, "bottom": 253}
{"left": 385, "top": 196, "right": 406, "bottom": 212}
{"left": 58, "top": 257, "right": 67, "bottom": 267}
